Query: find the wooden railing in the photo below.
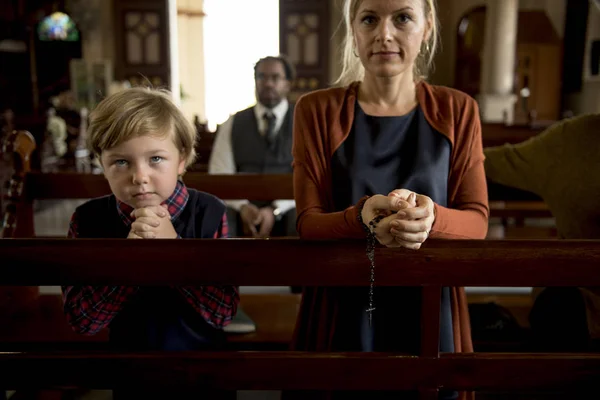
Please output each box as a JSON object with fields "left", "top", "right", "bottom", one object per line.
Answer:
{"left": 1, "top": 130, "right": 35, "bottom": 238}
{"left": 1, "top": 239, "right": 599, "bottom": 395}
{"left": 13, "top": 171, "right": 552, "bottom": 238}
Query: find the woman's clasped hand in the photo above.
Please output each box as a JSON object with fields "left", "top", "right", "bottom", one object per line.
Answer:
{"left": 360, "top": 189, "right": 436, "bottom": 250}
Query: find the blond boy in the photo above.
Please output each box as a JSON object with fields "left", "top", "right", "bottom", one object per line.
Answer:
{"left": 62, "top": 87, "right": 239, "bottom": 351}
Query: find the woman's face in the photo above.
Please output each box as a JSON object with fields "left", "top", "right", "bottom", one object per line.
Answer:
{"left": 352, "top": 0, "right": 431, "bottom": 80}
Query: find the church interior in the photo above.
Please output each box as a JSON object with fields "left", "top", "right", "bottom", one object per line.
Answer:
{"left": 1, "top": 0, "right": 600, "bottom": 399}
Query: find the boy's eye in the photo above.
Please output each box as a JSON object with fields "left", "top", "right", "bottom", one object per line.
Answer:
{"left": 150, "top": 156, "right": 164, "bottom": 164}
{"left": 114, "top": 159, "right": 128, "bottom": 166}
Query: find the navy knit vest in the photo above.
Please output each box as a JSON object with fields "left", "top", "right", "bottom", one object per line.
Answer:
{"left": 231, "top": 104, "right": 294, "bottom": 175}
{"left": 74, "top": 188, "right": 227, "bottom": 350}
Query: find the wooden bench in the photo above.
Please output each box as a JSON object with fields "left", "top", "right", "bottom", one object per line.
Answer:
{"left": 1, "top": 130, "right": 36, "bottom": 239}
{"left": 4, "top": 171, "right": 553, "bottom": 352}
{"left": 481, "top": 122, "right": 545, "bottom": 148}
{"left": 0, "top": 137, "right": 556, "bottom": 356}
{"left": 186, "top": 122, "right": 545, "bottom": 173}
{"left": 0, "top": 292, "right": 301, "bottom": 351}
{"left": 15, "top": 172, "right": 553, "bottom": 237}
{"left": 15, "top": 172, "right": 293, "bottom": 238}
{"left": 0, "top": 238, "right": 599, "bottom": 397}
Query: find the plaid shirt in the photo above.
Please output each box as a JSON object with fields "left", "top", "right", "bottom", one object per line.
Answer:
{"left": 63, "top": 181, "right": 239, "bottom": 335}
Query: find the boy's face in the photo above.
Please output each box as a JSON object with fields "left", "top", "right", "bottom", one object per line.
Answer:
{"left": 100, "top": 133, "right": 185, "bottom": 209}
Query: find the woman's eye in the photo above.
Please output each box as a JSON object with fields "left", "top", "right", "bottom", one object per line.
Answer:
{"left": 150, "top": 156, "right": 163, "bottom": 164}
{"left": 361, "top": 15, "right": 376, "bottom": 25}
{"left": 396, "top": 14, "right": 412, "bottom": 24}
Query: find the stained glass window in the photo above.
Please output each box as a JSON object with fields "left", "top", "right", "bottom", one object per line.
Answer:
{"left": 37, "top": 12, "right": 79, "bottom": 42}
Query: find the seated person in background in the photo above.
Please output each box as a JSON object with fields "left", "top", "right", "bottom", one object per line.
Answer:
{"left": 209, "top": 55, "right": 297, "bottom": 238}
{"left": 484, "top": 113, "right": 600, "bottom": 351}
{"left": 62, "top": 87, "right": 239, "bottom": 353}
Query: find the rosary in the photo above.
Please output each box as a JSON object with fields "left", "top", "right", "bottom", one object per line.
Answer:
{"left": 365, "top": 213, "right": 384, "bottom": 327}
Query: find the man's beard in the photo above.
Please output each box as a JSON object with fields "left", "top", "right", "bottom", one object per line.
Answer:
{"left": 258, "top": 91, "right": 282, "bottom": 108}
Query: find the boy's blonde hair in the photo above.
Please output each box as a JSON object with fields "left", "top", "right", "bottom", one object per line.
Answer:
{"left": 335, "top": 0, "right": 440, "bottom": 86}
{"left": 88, "top": 87, "right": 197, "bottom": 168}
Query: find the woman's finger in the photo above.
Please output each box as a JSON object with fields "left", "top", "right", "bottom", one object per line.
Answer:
{"left": 395, "top": 237, "right": 422, "bottom": 250}
{"left": 400, "top": 206, "right": 432, "bottom": 220}
{"left": 390, "top": 219, "right": 430, "bottom": 233}
{"left": 390, "top": 228, "right": 429, "bottom": 243}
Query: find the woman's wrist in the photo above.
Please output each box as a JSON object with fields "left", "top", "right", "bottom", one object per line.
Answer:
{"left": 356, "top": 196, "right": 371, "bottom": 234}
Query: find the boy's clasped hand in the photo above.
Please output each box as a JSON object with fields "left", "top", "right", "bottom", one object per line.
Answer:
{"left": 128, "top": 205, "right": 177, "bottom": 239}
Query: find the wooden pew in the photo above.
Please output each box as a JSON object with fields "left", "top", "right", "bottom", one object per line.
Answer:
{"left": 0, "top": 130, "right": 40, "bottom": 321}
{"left": 17, "top": 172, "right": 552, "bottom": 238}
{"left": 1, "top": 239, "right": 600, "bottom": 396}
{"left": 7, "top": 171, "right": 555, "bottom": 352}
{"left": 15, "top": 172, "right": 293, "bottom": 237}
{"left": 1, "top": 130, "right": 36, "bottom": 239}
{"left": 187, "top": 122, "right": 545, "bottom": 172}
{"left": 0, "top": 292, "right": 300, "bottom": 351}
{"left": 481, "top": 122, "right": 545, "bottom": 148}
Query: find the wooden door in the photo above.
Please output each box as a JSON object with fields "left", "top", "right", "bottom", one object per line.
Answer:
{"left": 114, "top": 0, "right": 171, "bottom": 88}
{"left": 279, "top": 0, "right": 330, "bottom": 100}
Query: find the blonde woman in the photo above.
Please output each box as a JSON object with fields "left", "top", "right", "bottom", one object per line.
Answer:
{"left": 291, "top": 0, "right": 488, "bottom": 397}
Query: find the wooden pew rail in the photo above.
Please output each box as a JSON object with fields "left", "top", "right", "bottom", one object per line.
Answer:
{"left": 1, "top": 238, "right": 600, "bottom": 396}
{"left": 17, "top": 172, "right": 554, "bottom": 239}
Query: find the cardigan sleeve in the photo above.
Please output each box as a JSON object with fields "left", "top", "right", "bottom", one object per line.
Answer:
{"left": 430, "top": 99, "right": 489, "bottom": 240}
{"left": 292, "top": 94, "right": 366, "bottom": 239}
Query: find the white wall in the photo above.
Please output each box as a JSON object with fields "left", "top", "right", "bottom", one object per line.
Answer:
{"left": 202, "top": 0, "right": 279, "bottom": 131}
{"left": 177, "top": 0, "right": 206, "bottom": 121}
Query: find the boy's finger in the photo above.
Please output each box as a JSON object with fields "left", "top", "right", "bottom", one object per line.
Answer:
{"left": 131, "top": 206, "right": 167, "bottom": 219}
{"left": 134, "top": 217, "right": 160, "bottom": 227}
{"left": 246, "top": 222, "right": 258, "bottom": 236}
{"left": 132, "top": 230, "right": 156, "bottom": 239}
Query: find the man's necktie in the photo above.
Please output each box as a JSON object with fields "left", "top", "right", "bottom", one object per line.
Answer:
{"left": 263, "top": 112, "right": 277, "bottom": 148}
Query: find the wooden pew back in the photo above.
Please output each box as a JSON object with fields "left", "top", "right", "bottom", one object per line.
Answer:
{"left": 1, "top": 130, "right": 36, "bottom": 238}
{"left": 19, "top": 172, "right": 553, "bottom": 239}
{"left": 0, "top": 130, "right": 39, "bottom": 318}
{"left": 0, "top": 238, "right": 599, "bottom": 395}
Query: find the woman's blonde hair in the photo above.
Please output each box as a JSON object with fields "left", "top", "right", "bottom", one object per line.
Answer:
{"left": 88, "top": 87, "right": 197, "bottom": 168}
{"left": 335, "top": 0, "right": 440, "bottom": 86}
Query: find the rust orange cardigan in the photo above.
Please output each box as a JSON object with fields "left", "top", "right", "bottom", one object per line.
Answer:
{"left": 291, "top": 80, "right": 489, "bottom": 354}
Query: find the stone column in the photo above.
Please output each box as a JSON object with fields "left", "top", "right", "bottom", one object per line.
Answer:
{"left": 477, "top": 0, "right": 519, "bottom": 123}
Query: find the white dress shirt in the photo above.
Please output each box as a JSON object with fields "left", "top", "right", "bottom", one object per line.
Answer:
{"left": 208, "top": 99, "right": 296, "bottom": 214}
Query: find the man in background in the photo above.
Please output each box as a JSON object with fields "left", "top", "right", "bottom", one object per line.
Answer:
{"left": 209, "top": 55, "right": 296, "bottom": 238}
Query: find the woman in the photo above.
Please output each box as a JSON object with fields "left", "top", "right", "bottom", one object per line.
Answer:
{"left": 291, "top": 0, "right": 488, "bottom": 397}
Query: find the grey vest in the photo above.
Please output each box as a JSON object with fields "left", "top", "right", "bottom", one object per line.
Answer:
{"left": 231, "top": 104, "right": 294, "bottom": 174}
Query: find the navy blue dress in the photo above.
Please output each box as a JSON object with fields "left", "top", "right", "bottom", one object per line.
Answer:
{"left": 330, "top": 102, "right": 455, "bottom": 398}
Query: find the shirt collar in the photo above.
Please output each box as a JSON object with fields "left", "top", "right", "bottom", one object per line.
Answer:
{"left": 116, "top": 180, "right": 189, "bottom": 227}
{"left": 254, "top": 99, "right": 289, "bottom": 122}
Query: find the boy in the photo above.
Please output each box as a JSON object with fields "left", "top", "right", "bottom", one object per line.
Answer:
{"left": 62, "top": 87, "right": 239, "bottom": 352}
